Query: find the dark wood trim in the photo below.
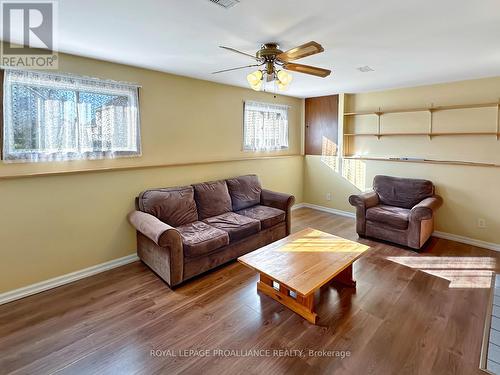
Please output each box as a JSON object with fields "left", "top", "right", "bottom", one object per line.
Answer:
{"left": 305, "top": 94, "right": 339, "bottom": 155}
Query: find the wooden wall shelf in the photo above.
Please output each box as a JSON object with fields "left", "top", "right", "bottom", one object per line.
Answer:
{"left": 343, "top": 99, "right": 500, "bottom": 166}
{"left": 343, "top": 156, "right": 499, "bottom": 168}
{"left": 344, "top": 101, "right": 500, "bottom": 141}
{"left": 344, "top": 132, "right": 500, "bottom": 138}
{"left": 344, "top": 101, "right": 500, "bottom": 116}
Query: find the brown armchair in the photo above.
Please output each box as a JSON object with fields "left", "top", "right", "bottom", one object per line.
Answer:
{"left": 349, "top": 175, "right": 442, "bottom": 249}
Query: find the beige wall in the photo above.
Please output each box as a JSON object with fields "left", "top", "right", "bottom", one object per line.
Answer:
{"left": 304, "top": 77, "right": 500, "bottom": 244}
{"left": 0, "top": 53, "right": 304, "bottom": 293}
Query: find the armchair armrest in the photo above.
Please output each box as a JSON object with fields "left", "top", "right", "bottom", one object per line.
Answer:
{"left": 348, "top": 190, "right": 379, "bottom": 209}
{"left": 261, "top": 189, "right": 295, "bottom": 211}
{"left": 127, "top": 210, "right": 180, "bottom": 247}
{"left": 348, "top": 190, "right": 379, "bottom": 237}
{"left": 410, "top": 195, "right": 443, "bottom": 221}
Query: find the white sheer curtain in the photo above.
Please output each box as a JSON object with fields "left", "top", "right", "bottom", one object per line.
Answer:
{"left": 3, "top": 69, "right": 141, "bottom": 163}
{"left": 243, "top": 101, "right": 289, "bottom": 151}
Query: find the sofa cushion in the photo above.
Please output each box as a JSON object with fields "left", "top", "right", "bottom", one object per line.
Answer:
{"left": 373, "top": 175, "right": 434, "bottom": 209}
{"left": 366, "top": 205, "right": 410, "bottom": 230}
{"left": 193, "top": 180, "right": 232, "bottom": 220}
{"left": 176, "top": 221, "right": 229, "bottom": 258}
{"left": 236, "top": 205, "right": 285, "bottom": 229}
{"left": 226, "top": 174, "right": 262, "bottom": 211}
{"left": 203, "top": 212, "right": 261, "bottom": 242}
{"left": 138, "top": 186, "right": 198, "bottom": 227}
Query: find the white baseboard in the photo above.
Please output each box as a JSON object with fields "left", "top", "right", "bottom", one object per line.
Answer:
{"left": 0, "top": 254, "right": 139, "bottom": 306}
{"left": 293, "top": 202, "right": 500, "bottom": 253}
{"left": 432, "top": 231, "right": 500, "bottom": 252}
{"left": 293, "top": 202, "right": 356, "bottom": 219}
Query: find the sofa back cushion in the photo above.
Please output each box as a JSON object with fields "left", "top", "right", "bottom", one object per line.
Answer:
{"left": 193, "top": 180, "right": 232, "bottom": 220}
{"left": 373, "top": 175, "right": 434, "bottom": 209}
{"left": 226, "top": 174, "right": 262, "bottom": 211}
{"left": 138, "top": 186, "right": 198, "bottom": 227}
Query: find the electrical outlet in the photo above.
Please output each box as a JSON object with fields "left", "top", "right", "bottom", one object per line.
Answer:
{"left": 326, "top": 192, "right": 332, "bottom": 201}
{"left": 477, "top": 218, "right": 487, "bottom": 228}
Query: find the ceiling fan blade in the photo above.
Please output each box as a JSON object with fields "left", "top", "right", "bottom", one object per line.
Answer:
{"left": 211, "top": 64, "right": 262, "bottom": 74}
{"left": 219, "top": 46, "right": 259, "bottom": 61}
{"left": 283, "top": 63, "right": 331, "bottom": 78}
{"left": 277, "top": 41, "right": 324, "bottom": 62}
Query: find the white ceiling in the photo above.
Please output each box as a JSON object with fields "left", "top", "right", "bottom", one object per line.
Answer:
{"left": 22, "top": 0, "right": 500, "bottom": 97}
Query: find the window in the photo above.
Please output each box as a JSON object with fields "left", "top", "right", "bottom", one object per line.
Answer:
{"left": 243, "top": 101, "right": 288, "bottom": 151}
{"left": 2, "top": 69, "right": 141, "bottom": 162}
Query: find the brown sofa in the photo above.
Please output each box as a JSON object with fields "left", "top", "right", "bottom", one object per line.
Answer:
{"left": 128, "top": 174, "right": 295, "bottom": 287}
{"left": 349, "top": 175, "right": 443, "bottom": 249}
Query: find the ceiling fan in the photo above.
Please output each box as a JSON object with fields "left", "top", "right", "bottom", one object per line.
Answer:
{"left": 213, "top": 41, "right": 331, "bottom": 91}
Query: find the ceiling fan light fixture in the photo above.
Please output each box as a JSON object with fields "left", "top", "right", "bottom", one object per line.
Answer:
{"left": 218, "top": 41, "right": 330, "bottom": 93}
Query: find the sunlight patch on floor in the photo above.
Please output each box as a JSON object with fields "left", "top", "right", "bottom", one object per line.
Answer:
{"left": 386, "top": 256, "right": 496, "bottom": 288}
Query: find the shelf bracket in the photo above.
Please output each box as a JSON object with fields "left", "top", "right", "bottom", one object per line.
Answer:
{"left": 429, "top": 104, "right": 434, "bottom": 140}
{"left": 375, "top": 107, "right": 382, "bottom": 139}
{"left": 496, "top": 101, "right": 499, "bottom": 141}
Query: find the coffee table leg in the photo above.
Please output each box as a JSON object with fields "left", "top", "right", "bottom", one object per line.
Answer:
{"left": 257, "top": 273, "right": 318, "bottom": 324}
{"left": 333, "top": 264, "right": 356, "bottom": 287}
{"left": 296, "top": 294, "right": 314, "bottom": 311}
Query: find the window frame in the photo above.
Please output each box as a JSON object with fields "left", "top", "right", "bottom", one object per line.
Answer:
{"left": 242, "top": 100, "right": 289, "bottom": 152}
{"left": 1, "top": 68, "right": 142, "bottom": 163}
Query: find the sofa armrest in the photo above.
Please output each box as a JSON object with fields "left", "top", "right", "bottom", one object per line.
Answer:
{"left": 127, "top": 210, "right": 180, "bottom": 247}
{"left": 261, "top": 189, "right": 295, "bottom": 236}
{"left": 348, "top": 190, "right": 379, "bottom": 209}
{"left": 261, "top": 189, "right": 295, "bottom": 211}
{"left": 410, "top": 195, "right": 443, "bottom": 221}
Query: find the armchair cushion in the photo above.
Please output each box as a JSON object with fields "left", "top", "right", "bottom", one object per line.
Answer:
{"left": 176, "top": 221, "right": 229, "bottom": 258}
{"left": 203, "top": 212, "right": 261, "bottom": 242}
{"left": 193, "top": 180, "right": 232, "bottom": 220}
{"left": 226, "top": 174, "right": 262, "bottom": 211}
{"left": 366, "top": 205, "right": 410, "bottom": 230}
{"left": 236, "top": 205, "right": 285, "bottom": 229}
{"left": 137, "top": 186, "right": 198, "bottom": 227}
{"left": 373, "top": 175, "right": 434, "bottom": 209}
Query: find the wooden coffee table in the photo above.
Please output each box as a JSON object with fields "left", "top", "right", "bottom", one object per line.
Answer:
{"left": 238, "top": 227, "right": 370, "bottom": 324}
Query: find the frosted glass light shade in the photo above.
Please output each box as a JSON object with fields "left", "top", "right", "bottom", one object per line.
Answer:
{"left": 277, "top": 82, "right": 288, "bottom": 91}
{"left": 277, "top": 70, "right": 292, "bottom": 85}
{"left": 247, "top": 70, "right": 263, "bottom": 86}
{"left": 250, "top": 80, "right": 263, "bottom": 91}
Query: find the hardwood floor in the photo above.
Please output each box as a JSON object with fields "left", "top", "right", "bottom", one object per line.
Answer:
{"left": 0, "top": 207, "right": 497, "bottom": 374}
